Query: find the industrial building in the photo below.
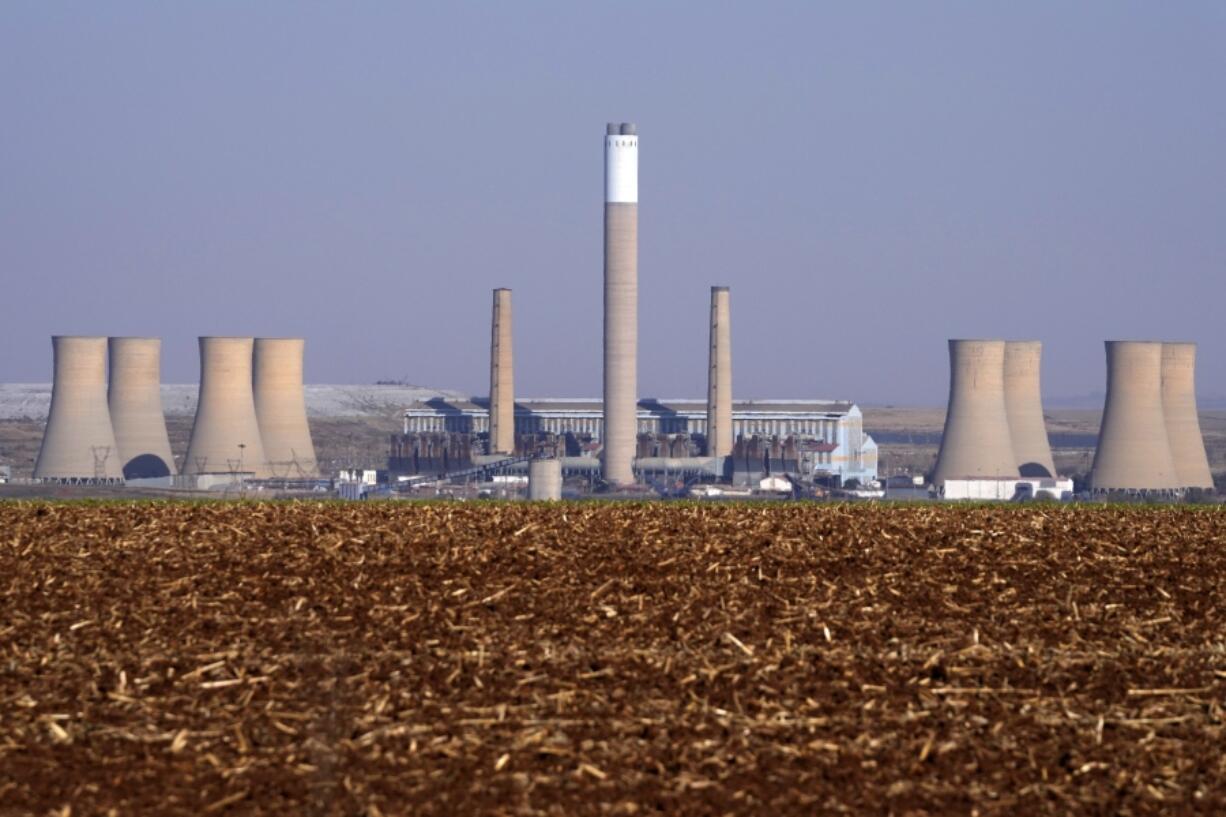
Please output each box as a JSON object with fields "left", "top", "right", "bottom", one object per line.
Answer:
{"left": 394, "top": 397, "right": 877, "bottom": 485}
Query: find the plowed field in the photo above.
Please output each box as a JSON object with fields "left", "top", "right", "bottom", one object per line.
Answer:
{"left": 2, "top": 502, "right": 1224, "bottom": 815}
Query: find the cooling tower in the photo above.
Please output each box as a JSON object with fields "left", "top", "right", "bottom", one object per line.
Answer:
{"left": 1003, "top": 341, "right": 1056, "bottom": 478}
{"left": 706, "top": 286, "right": 733, "bottom": 458}
{"left": 1161, "top": 342, "right": 1213, "bottom": 490}
{"left": 253, "top": 338, "right": 318, "bottom": 478}
{"left": 603, "top": 122, "right": 638, "bottom": 485}
{"left": 107, "top": 337, "right": 176, "bottom": 479}
{"left": 528, "top": 458, "right": 563, "bottom": 501}
{"left": 1090, "top": 341, "right": 1180, "bottom": 492}
{"left": 182, "top": 337, "right": 270, "bottom": 478}
{"left": 931, "top": 340, "right": 1019, "bottom": 485}
{"left": 489, "top": 288, "right": 515, "bottom": 455}
{"left": 33, "top": 336, "right": 124, "bottom": 481}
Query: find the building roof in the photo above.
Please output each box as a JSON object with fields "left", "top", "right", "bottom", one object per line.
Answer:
{"left": 406, "top": 397, "right": 856, "bottom": 416}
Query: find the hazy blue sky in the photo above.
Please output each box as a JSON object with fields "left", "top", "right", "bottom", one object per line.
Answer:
{"left": 2, "top": 3, "right": 1223, "bottom": 404}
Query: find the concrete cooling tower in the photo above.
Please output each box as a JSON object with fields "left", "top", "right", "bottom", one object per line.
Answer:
{"left": 1090, "top": 341, "right": 1180, "bottom": 492}
{"left": 182, "top": 337, "right": 270, "bottom": 478}
{"left": 603, "top": 122, "right": 638, "bottom": 485}
{"left": 1161, "top": 342, "right": 1214, "bottom": 490}
{"left": 489, "top": 288, "right": 515, "bottom": 456}
{"left": 253, "top": 338, "right": 318, "bottom": 477}
{"left": 1003, "top": 341, "right": 1056, "bottom": 478}
{"left": 108, "top": 337, "right": 176, "bottom": 479}
{"left": 706, "top": 286, "right": 733, "bottom": 458}
{"left": 34, "top": 336, "right": 124, "bottom": 481}
{"left": 931, "top": 340, "right": 1019, "bottom": 485}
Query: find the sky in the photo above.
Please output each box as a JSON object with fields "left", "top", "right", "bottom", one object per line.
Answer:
{"left": 2, "top": 2, "right": 1224, "bottom": 405}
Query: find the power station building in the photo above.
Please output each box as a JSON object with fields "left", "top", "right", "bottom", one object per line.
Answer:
{"left": 396, "top": 397, "right": 878, "bottom": 485}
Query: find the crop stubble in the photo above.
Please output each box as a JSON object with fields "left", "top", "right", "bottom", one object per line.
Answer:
{"left": 1, "top": 502, "right": 1224, "bottom": 815}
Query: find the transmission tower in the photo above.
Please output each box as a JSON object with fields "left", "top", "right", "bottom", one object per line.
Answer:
{"left": 91, "top": 446, "right": 112, "bottom": 482}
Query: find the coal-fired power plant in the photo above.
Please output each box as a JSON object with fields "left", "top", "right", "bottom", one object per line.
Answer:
{"left": 253, "top": 338, "right": 318, "bottom": 478}
{"left": 1003, "top": 341, "right": 1056, "bottom": 478}
{"left": 20, "top": 120, "right": 1216, "bottom": 499}
{"left": 706, "top": 286, "right": 733, "bottom": 459}
{"left": 183, "top": 337, "right": 270, "bottom": 478}
{"left": 34, "top": 336, "right": 124, "bottom": 481}
{"left": 603, "top": 122, "right": 638, "bottom": 485}
{"left": 1161, "top": 343, "right": 1214, "bottom": 490}
{"left": 1090, "top": 341, "right": 1181, "bottom": 493}
{"left": 932, "top": 340, "right": 1020, "bottom": 485}
{"left": 489, "top": 288, "right": 515, "bottom": 456}
{"left": 108, "top": 337, "right": 176, "bottom": 479}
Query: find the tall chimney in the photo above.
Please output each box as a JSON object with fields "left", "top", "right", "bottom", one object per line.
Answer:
{"left": 1161, "top": 342, "right": 1213, "bottom": 490}
{"left": 34, "top": 336, "right": 124, "bottom": 480}
{"left": 489, "top": 288, "right": 515, "bottom": 455}
{"left": 182, "top": 337, "right": 269, "bottom": 478}
{"left": 1003, "top": 340, "right": 1055, "bottom": 478}
{"left": 602, "top": 122, "right": 638, "bottom": 485}
{"left": 1090, "top": 341, "right": 1180, "bottom": 492}
{"left": 108, "top": 337, "right": 176, "bottom": 479}
{"left": 931, "top": 339, "right": 1019, "bottom": 485}
{"left": 254, "top": 338, "right": 317, "bottom": 477}
{"left": 706, "top": 286, "right": 733, "bottom": 458}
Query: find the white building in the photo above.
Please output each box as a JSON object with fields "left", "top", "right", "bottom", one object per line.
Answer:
{"left": 402, "top": 397, "right": 877, "bottom": 485}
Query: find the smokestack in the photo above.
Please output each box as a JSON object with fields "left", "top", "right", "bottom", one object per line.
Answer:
{"left": 1090, "top": 341, "right": 1180, "bottom": 492}
{"left": 254, "top": 338, "right": 318, "bottom": 477}
{"left": 603, "top": 121, "right": 638, "bottom": 485}
{"left": 182, "top": 337, "right": 269, "bottom": 478}
{"left": 1161, "top": 342, "right": 1213, "bottom": 490}
{"left": 932, "top": 340, "right": 1019, "bottom": 485}
{"left": 34, "top": 336, "right": 124, "bottom": 480}
{"left": 108, "top": 337, "right": 176, "bottom": 479}
{"left": 707, "top": 286, "right": 733, "bottom": 458}
{"left": 1003, "top": 341, "right": 1055, "bottom": 478}
{"left": 489, "top": 288, "right": 515, "bottom": 455}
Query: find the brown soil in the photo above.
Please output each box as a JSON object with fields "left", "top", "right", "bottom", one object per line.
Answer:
{"left": 2, "top": 502, "right": 1224, "bottom": 815}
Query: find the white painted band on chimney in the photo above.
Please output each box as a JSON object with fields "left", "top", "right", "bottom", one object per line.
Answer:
{"left": 605, "top": 135, "right": 638, "bottom": 203}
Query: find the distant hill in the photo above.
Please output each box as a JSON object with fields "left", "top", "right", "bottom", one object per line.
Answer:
{"left": 1046, "top": 391, "right": 1226, "bottom": 409}
{"left": 0, "top": 383, "right": 466, "bottom": 422}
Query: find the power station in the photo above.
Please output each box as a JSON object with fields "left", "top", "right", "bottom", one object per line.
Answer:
{"left": 23, "top": 122, "right": 1216, "bottom": 499}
